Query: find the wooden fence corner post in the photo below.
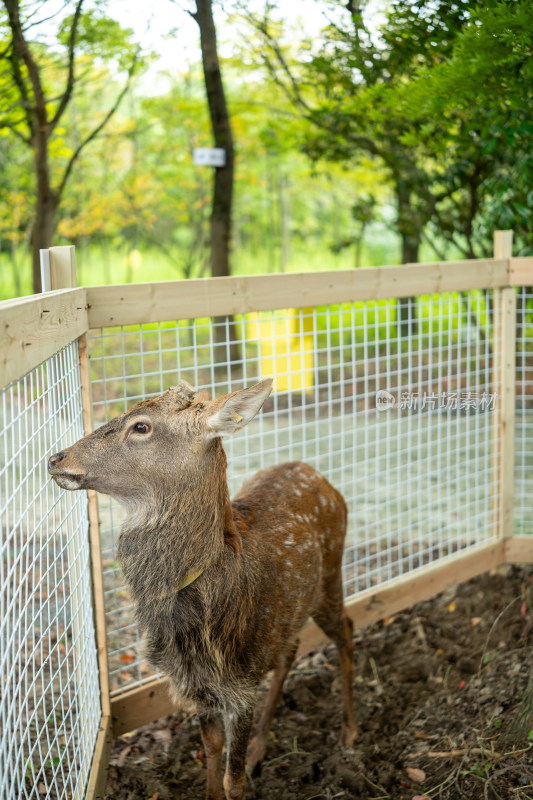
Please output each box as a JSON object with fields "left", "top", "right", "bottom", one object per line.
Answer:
{"left": 492, "top": 232, "right": 516, "bottom": 551}
{"left": 49, "top": 245, "right": 77, "bottom": 290}
{"left": 48, "top": 246, "right": 113, "bottom": 798}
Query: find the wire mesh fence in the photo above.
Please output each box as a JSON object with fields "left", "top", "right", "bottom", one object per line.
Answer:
{"left": 0, "top": 342, "right": 101, "bottom": 800}
{"left": 88, "top": 289, "right": 501, "bottom": 696}
{"left": 2, "top": 254, "right": 531, "bottom": 795}
{"left": 515, "top": 286, "right": 533, "bottom": 536}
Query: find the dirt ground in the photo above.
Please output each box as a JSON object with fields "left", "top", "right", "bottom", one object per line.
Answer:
{"left": 105, "top": 566, "right": 533, "bottom": 800}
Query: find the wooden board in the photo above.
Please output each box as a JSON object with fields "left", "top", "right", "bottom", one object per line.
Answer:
{"left": 49, "top": 245, "right": 77, "bottom": 290}
{"left": 86, "top": 258, "right": 509, "bottom": 328}
{"left": 491, "top": 234, "right": 515, "bottom": 542}
{"left": 498, "top": 288, "right": 516, "bottom": 540}
{"left": 298, "top": 540, "right": 506, "bottom": 656}
{"left": 110, "top": 540, "right": 505, "bottom": 736}
{"left": 0, "top": 288, "right": 88, "bottom": 389}
{"left": 493, "top": 230, "right": 513, "bottom": 261}
{"left": 85, "top": 714, "right": 113, "bottom": 800}
{"left": 505, "top": 536, "right": 533, "bottom": 564}
{"left": 111, "top": 678, "right": 174, "bottom": 738}
{"left": 79, "top": 333, "right": 111, "bottom": 717}
{"left": 510, "top": 257, "right": 533, "bottom": 286}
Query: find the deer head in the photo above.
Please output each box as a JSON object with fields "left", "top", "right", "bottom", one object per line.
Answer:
{"left": 48, "top": 378, "right": 273, "bottom": 510}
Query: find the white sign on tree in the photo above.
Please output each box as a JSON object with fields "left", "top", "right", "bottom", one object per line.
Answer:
{"left": 193, "top": 148, "right": 226, "bottom": 167}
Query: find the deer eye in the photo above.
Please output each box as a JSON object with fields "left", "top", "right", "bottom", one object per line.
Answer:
{"left": 131, "top": 421, "right": 151, "bottom": 435}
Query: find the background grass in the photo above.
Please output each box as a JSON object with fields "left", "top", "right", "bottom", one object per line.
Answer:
{"left": 0, "top": 222, "right": 458, "bottom": 300}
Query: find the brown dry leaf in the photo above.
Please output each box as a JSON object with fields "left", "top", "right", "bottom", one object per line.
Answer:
{"left": 406, "top": 767, "right": 426, "bottom": 783}
{"left": 120, "top": 653, "right": 135, "bottom": 663}
{"left": 471, "top": 617, "right": 482, "bottom": 627}
{"left": 38, "top": 783, "right": 46, "bottom": 795}
{"left": 148, "top": 794, "right": 159, "bottom": 800}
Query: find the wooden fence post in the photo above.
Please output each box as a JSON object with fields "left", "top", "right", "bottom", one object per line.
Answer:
{"left": 47, "top": 246, "right": 113, "bottom": 799}
{"left": 493, "top": 232, "right": 516, "bottom": 544}
{"left": 48, "top": 245, "right": 77, "bottom": 290}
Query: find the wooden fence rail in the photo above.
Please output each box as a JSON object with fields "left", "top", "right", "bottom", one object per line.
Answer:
{"left": 86, "top": 257, "right": 514, "bottom": 328}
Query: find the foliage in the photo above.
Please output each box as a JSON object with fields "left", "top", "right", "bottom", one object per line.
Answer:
{"left": 401, "top": 0, "right": 533, "bottom": 253}
{"left": 0, "top": 0, "right": 143, "bottom": 289}
{"left": 0, "top": 0, "right": 530, "bottom": 299}
{"left": 245, "top": 0, "right": 532, "bottom": 258}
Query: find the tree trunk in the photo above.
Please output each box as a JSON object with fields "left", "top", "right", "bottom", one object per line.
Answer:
{"left": 396, "top": 232, "right": 420, "bottom": 339}
{"left": 396, "top": 181, "right": 420, "bottom": 339}
{"left": 279, "top": 164, "right": 290, "bottom": 272}
{"left": 32, "top": 142, "right": 57, "bottom": 294}
{"left": 5, "top": 0, "right": 135, "bottom": 295}
{"left": 266, "top": 153, "right": 276, "bottom": 271}
{"left": 193, "top": 3, "right": 233, "bottom": 269}
{"left": 194, "top": 0, "right": 239, "bottom": 375}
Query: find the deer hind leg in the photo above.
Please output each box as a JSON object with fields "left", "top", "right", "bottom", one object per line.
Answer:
{"left": 246, "top": 641, "right": 298, "bottom": 774}
{"left": 199, "top": 711, "right": 225, "bottom": 800}
{"left": 312, "top": 578, "right": 358, "bottom": 747}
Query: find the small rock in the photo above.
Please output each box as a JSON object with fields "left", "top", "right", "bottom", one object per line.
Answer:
{"left": 406, "top": 766, "right": 426, "bottom": 783}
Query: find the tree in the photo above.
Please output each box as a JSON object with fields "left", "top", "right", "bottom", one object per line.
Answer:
{"left": 0, "top": 0, "right": 140, "bottom": 292}
{"left": 249, "top": 4, "right": 461, "bottom": 256}
{"left": 191, "top": 0, "right": 239, "bottom": 366}
{"left": 245, "top": 2, "right": 504, "bottom": 335}
{"left": 136, "top": 75, "right": 213, "bottom": 280}
{"left": 401, "top": 0, "right": 533, "bottom": 256}
{"left": 192, "top": 0, "right": 234, "bottom": 282}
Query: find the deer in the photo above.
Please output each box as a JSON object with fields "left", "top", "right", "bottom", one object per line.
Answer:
{"left": 48, "top": 378, "right": 358, "bottom": 800}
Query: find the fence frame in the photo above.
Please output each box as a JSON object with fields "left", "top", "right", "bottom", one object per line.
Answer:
{"left": 43, "top": 247, "right": 114, "bottom": 800}
{"left": 1, "top": 233, "right": 533, "bottom": 798}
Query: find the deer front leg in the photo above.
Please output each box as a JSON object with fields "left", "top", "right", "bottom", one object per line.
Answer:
{"left": 199, "top": 711, "right": 225, "bottom": 800}
{"left": 223, "top": 705, "right": 254, "bottom": 800}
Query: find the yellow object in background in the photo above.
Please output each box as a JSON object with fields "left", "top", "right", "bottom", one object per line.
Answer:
{"left": 125, "top": 249, "right": 142, "bottom": 270}
{"left": 246, "top": 308, "right": 314, "bottom": 392}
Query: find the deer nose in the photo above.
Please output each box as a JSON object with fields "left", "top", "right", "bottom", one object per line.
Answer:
{"left": 49, "top": 452, "right": 67, "bottom": 468}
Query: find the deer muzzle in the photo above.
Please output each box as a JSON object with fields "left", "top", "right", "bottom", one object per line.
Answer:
{"left": 48, "top": 450, "right": 86, "bottom": 490}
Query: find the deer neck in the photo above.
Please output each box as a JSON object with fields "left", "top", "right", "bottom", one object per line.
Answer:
{"left": 117, "top": 441, "right": 237, "bottom": 607}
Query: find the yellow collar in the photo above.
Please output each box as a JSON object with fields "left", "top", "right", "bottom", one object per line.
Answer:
{"left": 177, "top": 565, "right": 208, "bottom": 592}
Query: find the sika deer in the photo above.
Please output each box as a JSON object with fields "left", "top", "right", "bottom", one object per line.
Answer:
{"left": 48, "top": 379, "right": 358, "bottom": 800}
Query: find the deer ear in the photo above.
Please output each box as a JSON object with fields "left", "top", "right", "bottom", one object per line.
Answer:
{"left": 206, "top": 379, "right": 273, "bottom": 440}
